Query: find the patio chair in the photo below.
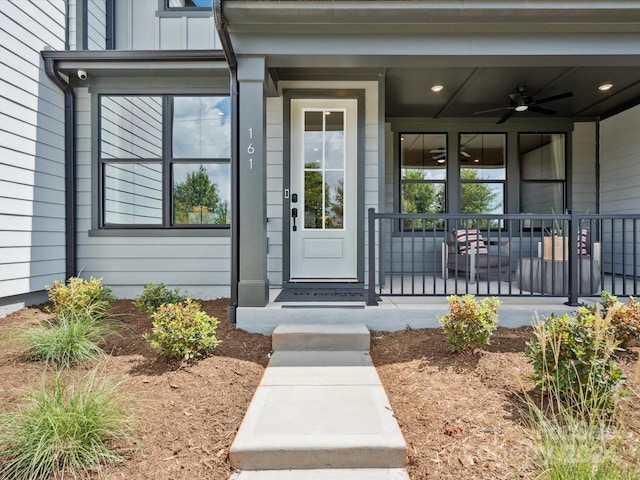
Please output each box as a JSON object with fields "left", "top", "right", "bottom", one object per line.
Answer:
{"left": 441, "top": 228, "right": 511, "bottom": 283}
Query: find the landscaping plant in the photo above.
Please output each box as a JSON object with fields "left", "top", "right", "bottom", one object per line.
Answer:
{"left": 438, "top": 294, "right": 500, "bottom": 353}
{"left": 19, "top": 310, "right": 118, "bottom": 369}
{"left": 600, "top": 291, "right": 640, "bottom": 349}
{"left": 46, "top": 276, "right": 115, "bottom": 321}
{"left": 133, "top": 282, "right": 188, "bottom": 314}
{"left": 524, "top": 308, "right": 625, "bottom": 416}
{"left": 145, "top": 299, "right": 221, "bottom": 360}
{"left": 0, "top": 373, "right": 135, "bottom": 480}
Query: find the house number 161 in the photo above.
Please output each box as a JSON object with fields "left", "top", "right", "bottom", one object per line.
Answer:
{"left": 248, "top": 128, "right": 254, "bottom": 170}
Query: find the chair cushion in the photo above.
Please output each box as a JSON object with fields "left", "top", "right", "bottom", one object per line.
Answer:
{"left": 578, "top": 228, "right": 589, "bottom": 255}
{"left": 454, "top": 228, "right": 488, "bottom": 255}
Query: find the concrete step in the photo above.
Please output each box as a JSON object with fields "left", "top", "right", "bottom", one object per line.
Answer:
{"left": 272, "top": 323, "right": 370, "bottom": 352}
{"left": 230, "top": 468, "right": 411, "bottom": 479}
{"left": 228, "top": 350, "right": 407, "bottom": 470}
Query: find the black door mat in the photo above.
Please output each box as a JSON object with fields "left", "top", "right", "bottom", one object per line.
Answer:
{"left": 274, "top": 288, "right": 375, "bottom": 302}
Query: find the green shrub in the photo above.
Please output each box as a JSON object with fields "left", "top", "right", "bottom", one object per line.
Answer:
{"left": 0, "top": 373, "right": 135, "bottom": 480}
{"left": 46, "top": 277, "right": 115, "bottom": 321}
{"left": 19, "top": 311, "right": 118, "bottom": 369}
{"left": 600, "top": 292, "right": 640, "bottom": 349}
{"left": 133, "top": 282, "right": 188, "bottom": 314}
{"left": 145, "top": 299, "right": 221, "bottom": 360}
{"left": 524, "top": 308, "right": 625, "bottom": 415}
{"left": 438, "top": 295, "right": 500, "bottom": 353}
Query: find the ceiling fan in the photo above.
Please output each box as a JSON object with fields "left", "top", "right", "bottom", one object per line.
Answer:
{"left": 474, "top": 86, "right": 574, "bottom": 124}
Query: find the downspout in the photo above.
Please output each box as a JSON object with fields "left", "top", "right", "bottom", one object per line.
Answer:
{"left": 213, "top": 0, "right": 239, "bottom": 324}
{"left": 44, "top": 57, "right": 77, "bottom": 280}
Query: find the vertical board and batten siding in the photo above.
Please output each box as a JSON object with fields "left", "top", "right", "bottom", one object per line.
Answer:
{"left": 74, "top": 88, "right": 230, "bottom": 299}
{"left": 599, "top": 107, "right": 640, "bottom": 276}
{"left": 266, "top": 81, "right": 380, "bottom": 287}
{"left": 0, "top": 0, "right": 66, "bottom": 312}
{"left": 87, "top": 0, "right": 107, "bottom": 50}
{"left": 114, "top": 0, "right": 220, "bottom": 50}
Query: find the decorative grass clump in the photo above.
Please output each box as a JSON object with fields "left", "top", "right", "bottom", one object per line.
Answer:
{"left": 0, "top": 373, "right": 135, "bottom": 480}
{"left": 19, "top": 311, "right": 118, "bottom": 369}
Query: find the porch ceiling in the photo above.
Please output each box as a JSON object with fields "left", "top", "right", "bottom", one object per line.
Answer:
{"left": 225, "top": 0, "right": 640, "bottom": 121}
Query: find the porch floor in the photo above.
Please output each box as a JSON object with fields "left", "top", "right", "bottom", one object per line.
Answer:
{"left": 236, "top": 272, "right": 636, "bottom": 335}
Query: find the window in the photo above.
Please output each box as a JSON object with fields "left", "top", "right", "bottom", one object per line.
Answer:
{"left": 400, "top": 133, "right": 446, "bottom": 228}
{"left": 460, "top": 133, "right": 506, "bottom": 217}
{"left": 99, "top": 95, "right": 230, "bottom": 228}
{"left": 519, "top": 133, "right": 566, "bottom": 215}
{"left": 165, "top": 0, "right": 212, "bottom": 9}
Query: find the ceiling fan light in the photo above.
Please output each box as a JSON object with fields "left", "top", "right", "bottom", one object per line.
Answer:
{"left": 436, "top": 158, "right": 445, "bottom": 164}
{"left": 515, "top": 105, "right": 528, "bottom": 112}
{"left": 431, "top": 85, "right": 444, "bottom": 93}
{"left": 598, "top": 83, "right": 613, "bottom": 91}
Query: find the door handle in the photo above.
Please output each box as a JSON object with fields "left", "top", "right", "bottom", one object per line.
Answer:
{"left": 292, "top": 208, "right": 298, "bottom": 231}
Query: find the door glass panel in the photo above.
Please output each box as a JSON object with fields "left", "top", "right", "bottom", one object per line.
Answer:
{"left": 304, "top": 170, "right": 323, "bottom": 229}
{"left": 325, "top": 171, "right": 344, "bottom": 229}
{"left": 304, "top": 111, "right": 323, "bottom": 169}
{"left": 324, "top": 111, "right": 344, "bottom": 169}
{"left": 303, "top": 109, "right": 347, "bottom": 230}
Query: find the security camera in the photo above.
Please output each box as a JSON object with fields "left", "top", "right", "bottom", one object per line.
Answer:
{"left": 77, "top": 70, "right": 87, "bottom": 80}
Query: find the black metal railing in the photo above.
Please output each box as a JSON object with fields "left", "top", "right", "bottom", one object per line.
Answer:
{"left": 367, "top": 209, "right": 640, "bottom": 306}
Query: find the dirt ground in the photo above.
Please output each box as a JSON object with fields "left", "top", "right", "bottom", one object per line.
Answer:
{"left": 0, "top": 299, "right": 638, "bottom": 480}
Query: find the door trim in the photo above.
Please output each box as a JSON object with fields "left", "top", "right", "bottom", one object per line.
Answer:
{"left": 283, "top": 89, "right": 366, "bottom": 287}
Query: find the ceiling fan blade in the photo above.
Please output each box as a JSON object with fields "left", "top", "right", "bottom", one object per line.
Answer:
{"left": 532, "top": 91, "right": 574, "bottom": 105}
{"left": 497, "top": 110, "right": 516, "bottom": 124}
{"left": 461, "top": 151, "right": 471, "bottom": 158}
{"left": 474, "top": 106, "right": 511, "bottom": 115}
{"left": 528, "top": 106, "right": 558, "bottom": 115}
{"left": 432, "top": 152, "right": 446, "bottom": 160}
{"left": 429, "top": 148, "right": 445, "bottom": 154}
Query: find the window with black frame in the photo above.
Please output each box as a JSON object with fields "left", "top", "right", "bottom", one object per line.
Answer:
{"left": 460, "top": 133, "right": 506, "bottom": 228}
{"left": 519, "top": 133, "right": 566, "bottom": 216}
{"left": 400, "top": 133, "right": 446, "bottom": 229}
{"left": 99, "top": 95, "right": 230, "bottom": 228}
{"left": 165, "top": 0, "right": 212, "bottom": 9}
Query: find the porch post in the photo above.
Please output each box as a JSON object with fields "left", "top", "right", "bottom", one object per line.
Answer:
{"left": 566, "top": 209, "right": 580, "bottom": 306}
{"left": 237, "top": 57, "right": 269, "bottom": 307}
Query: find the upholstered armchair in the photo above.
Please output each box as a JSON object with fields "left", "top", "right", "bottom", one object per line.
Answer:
{"left": 441, "top": 229, "right": 511, "bottom": 283}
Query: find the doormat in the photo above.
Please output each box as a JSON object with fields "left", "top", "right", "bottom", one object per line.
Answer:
{"left": 274, "top": 288, "right": 375, "bottom": 302}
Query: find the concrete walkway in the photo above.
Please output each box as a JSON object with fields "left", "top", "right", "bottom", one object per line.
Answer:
{"left": 229, "top": 324, "right": 409, "bottom": 480}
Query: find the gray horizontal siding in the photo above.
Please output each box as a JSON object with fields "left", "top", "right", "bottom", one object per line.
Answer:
{"left": 88, "top": 0, "right": 107, "bottom": 50}
{"left": 0, "top": 0, "right": 66, "bottom": 302}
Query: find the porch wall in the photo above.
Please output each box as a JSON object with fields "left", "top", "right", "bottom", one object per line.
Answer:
{"left": 599, "top": 105, "right": 640, "bottom": 275}
{"left": 0, "top": 0, "right": 67, "bottom": 314}
{"left": 266, "top": 81, "right": 380, "bottom": 287}
{"left": 73, "top": 87, "right": 231, "bottom": 300}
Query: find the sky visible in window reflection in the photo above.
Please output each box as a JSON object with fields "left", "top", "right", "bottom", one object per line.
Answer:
{"left": 173, "top": 97, "right": 230, "bottom": 159}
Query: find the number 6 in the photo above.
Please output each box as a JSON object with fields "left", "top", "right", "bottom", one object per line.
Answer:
{"left": 247, "top": 143, "right": 255, "bottom": 155}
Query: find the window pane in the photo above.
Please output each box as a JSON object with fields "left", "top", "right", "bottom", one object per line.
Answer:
{"left": 304, "top": 111, "right": 323, "bottom": 169}
{"left": 461, "top": 183, "right": 503, "bottom": 215}
{"left": 325, "top": 111, "right": 345, "bottom": 169}
{"left": 460, "top": 133, "right": 505, "bottom": 180}
{"left": 101, "top": 96, "right": 162, "bottom": 159}
{"left": 304, "top": 170, "right": 323, "bottom": 229}
{"left": 520, "top": 182, "right": 564, "bottom": 214}
{"left": 104, "top": 163, "right": 162, "bottom": 225}
{"left": 172, "top": 97, "right": 230, "bottom": 159}
{"left": 167, "top": 0, "right": 212, "bottom": 7}
{"left": 172, "top": 163, "right": 230, "bottom": 225}
{"left": 520, "top": 133, "right": 565, "bottom": 180}
{"left": 325, "top": 171, "right": 344, "bottom": 229}
{"left": 401, "top": 133, "right": 446, "bottom": 180}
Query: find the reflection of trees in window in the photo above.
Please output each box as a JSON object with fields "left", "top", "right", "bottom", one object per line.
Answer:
{"left": 326, "top": 177, "right": 344, "bottom": 229}
{"left": 460, "top": 170, "right": 502, "bottom": 228}
{"left": 173, "top": 165, "right": 228, "bottom": 225}
{"left": 401, "top": 170, "right": 445, "bottom": 229}
{"left": 303, "top": 168, "right": 344, "bottom": 230}
{"left": 304, "top": 169, "right": 323, "bottom": 229}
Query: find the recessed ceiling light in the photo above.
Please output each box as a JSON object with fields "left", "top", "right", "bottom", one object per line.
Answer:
{"left": 431, "top": 85, "right": 444, "bottom": 93}
{"left": 598, "top": 83, "right": 613, "bottom": 91}
{"left": 474, "top": 158, "right": 480, "bottom": 163}
{"left": 436, "top": 158, "right": 446, "bottom": 164}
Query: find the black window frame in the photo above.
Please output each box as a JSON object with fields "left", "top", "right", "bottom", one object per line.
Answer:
{"left": 98, "top": 94, "right": 231, "bottom": 230}
{"left": 164, "top": 0, "right": 213, "bottom": 11}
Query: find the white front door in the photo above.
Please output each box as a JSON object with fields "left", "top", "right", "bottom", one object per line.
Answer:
{"left": 289, "top": 98, "right": 358, "bottom": 281}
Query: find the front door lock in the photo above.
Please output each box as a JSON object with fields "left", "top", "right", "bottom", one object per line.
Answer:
{"left": 292, "top": 207, "right": 298, "bottom": 231}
